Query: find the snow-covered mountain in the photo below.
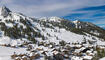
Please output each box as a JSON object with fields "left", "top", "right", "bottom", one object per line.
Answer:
{"left": 0, "top": 6, "right": 105, "bottom": 60}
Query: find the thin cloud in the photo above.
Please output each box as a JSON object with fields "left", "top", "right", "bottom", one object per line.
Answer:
{"left": 0, "top": 0, "right": 105, "bottom": 28}
{"left": 0, "top": 0, "right": 105, "bottom": 17}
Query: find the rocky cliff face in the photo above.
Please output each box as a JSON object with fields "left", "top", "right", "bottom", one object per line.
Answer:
{"left": 0, "top": 6, "right": 11, "bottom": 17}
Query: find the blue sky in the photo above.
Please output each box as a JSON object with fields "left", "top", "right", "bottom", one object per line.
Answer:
{"left": 0, "top": 0, "right": 105, "bottom": 28}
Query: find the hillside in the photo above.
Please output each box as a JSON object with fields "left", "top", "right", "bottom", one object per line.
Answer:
{"left": 0, "top": 6, "right": 105, "bottom": 60}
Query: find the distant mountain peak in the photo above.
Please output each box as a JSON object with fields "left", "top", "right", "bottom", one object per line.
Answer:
{"left": 39, "top": 16, "right": 62, "bottom": 22}
{"left": 0, "top": 6, "right": 11, "bottom": 17}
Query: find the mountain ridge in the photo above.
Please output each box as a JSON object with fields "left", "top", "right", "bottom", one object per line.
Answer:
{"left": 0, "top": 6, "right": 104, "bottom": 46}
{"left": 0, "top": 6, "right": 105, "bottom": 60}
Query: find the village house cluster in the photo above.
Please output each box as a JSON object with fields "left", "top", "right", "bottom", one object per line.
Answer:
{"left": 10, "top": 39, "right": 105, "bottom": 60}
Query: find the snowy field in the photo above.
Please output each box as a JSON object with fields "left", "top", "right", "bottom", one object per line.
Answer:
{"left": 0, "top": 46, "right": 28, "bottom": 60}
{"left": 100, "top": 57, "right": 105, "bottom": 60}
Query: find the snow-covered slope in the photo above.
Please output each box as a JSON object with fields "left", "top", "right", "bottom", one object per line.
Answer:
{"left": 0, "top": 6, "right": 42, "bottom": 46}
{"left": 0, "top": 6, "right": 104, "bottom": 48}
{"left": 0, "top": 6, "right": 104, "bottom": 60}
